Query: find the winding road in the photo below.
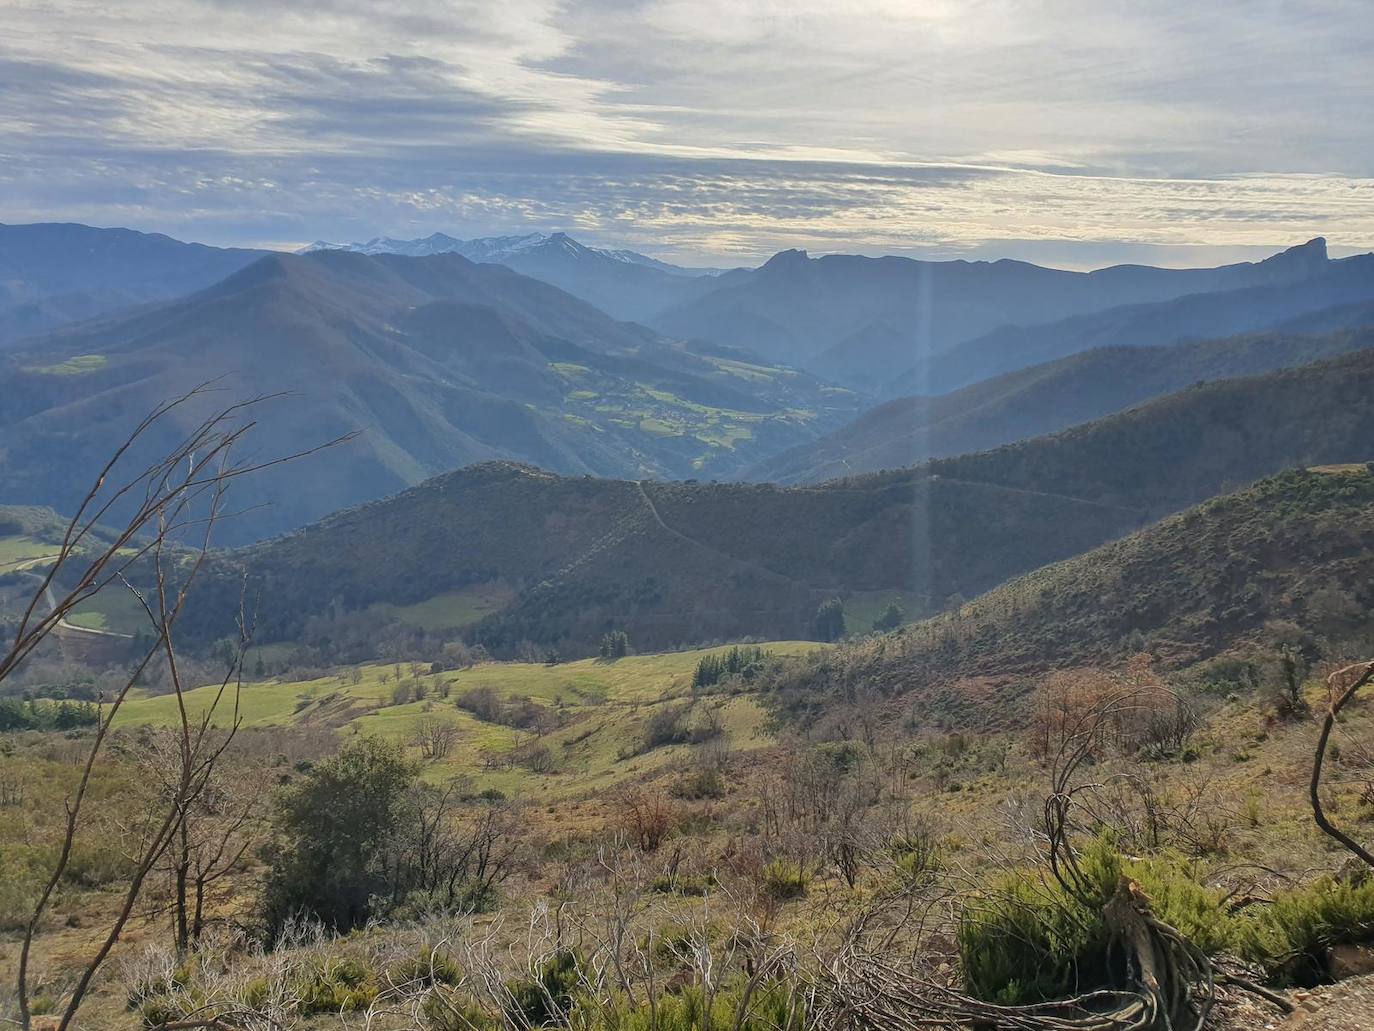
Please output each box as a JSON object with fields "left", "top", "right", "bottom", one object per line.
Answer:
{"left": 21, "top": 571, "right": 133, "bottom": 640}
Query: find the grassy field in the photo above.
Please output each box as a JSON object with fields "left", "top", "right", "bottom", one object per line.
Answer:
{"left": 114, "top": 642, "right": 825, "bottom": 799}
{"left": 0, "top": 535, "right": 63, "bottom": 572}
{"left": 19, "top": 353, "right": 108, "bottom": 376}
{"left": 67, "top": 586, "right": 148, "bottom": 633}
{"left": 363, "top": 582, "right": 514, "bottom": 632}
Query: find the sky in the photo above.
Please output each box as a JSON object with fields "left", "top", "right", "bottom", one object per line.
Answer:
{"left": 2, "top": 0, "right": 1373, "bottom": 268}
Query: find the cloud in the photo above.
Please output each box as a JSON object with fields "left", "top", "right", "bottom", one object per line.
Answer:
{"left": 1, "top": 0, "right": 1371, "bottom": 265}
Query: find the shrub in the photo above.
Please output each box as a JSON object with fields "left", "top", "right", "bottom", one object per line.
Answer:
{"left": 760, "top": 858, "right": 809, "bottom": 900}
{"left": 0, "top": 845, "right": 51, "bottom": 931}
{"left": 959, "top": 860, "right": 1115, "bottom": 1004}
{"left": 137, "top": 994, "right": 185, "bottom": 1028}
{"left": 958, "top": 839, "right": 1232, "bottom": 1004}
{"left": 873, "top": 602, "right": 905, "bottom": 633}
{"left": 128, "top": 960, "right": 215, "bottom": 1028}
{"left": 641, "top": 704, "right": 693, "bottom": 751}
{"left": 389, "top": 883, "right": 499, "bottom": 921}
{"left": 651, "top": 872, "right": 717, "bottom": 896}
{"left": 504, "top": 949, "right": 583, "bottom": 1028}
{"left": 387, "top": 945, "right": 463, "bottom": 989}
{"left": 564, "top": 981, "right": 807, "bottom": 1031}
{"left": 692, "top": 646, "right": 767, "bottom": 690}
{"left": 889, "top": 826, "right": 943, "bottom": 887}
{"left": 1130, "top": 855, "right": 1235, "bottom": 955}
{"left": 295, "top": 955, "right": 379, "bottom": 1014}
{"left": 514, "top": 743, "right": 556, "bottom": 773}
{"left": 62, "top": 840, "right": 139, "bottom": 887}
{"left": 425, "top": 988, "right": 500, "bottom": 1030}
{"left": 263, "top": 737, "right": 417, "bottom": 937}
{"left": 1238, "top": 875, "right": 1374, "bottom": 986}
{"left": 1185, "top": 655, "right": 1259, "bottom": 696}
{"left": 671, "top": 767, "right": 726, "bottom": 800}
{"left": 616, "top": 788, "right": 676, "bottom": 852}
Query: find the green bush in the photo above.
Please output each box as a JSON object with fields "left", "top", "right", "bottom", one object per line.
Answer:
{"left": 959, "top": 863, "right": 1114, "bottom": 1004}
{"left": 62, "top": 840, "right": 139, "bottom": 887}
{"left": 387, "top": 882, "right": 500, "bottom": 922}
{"left": 129, "top": 963, "right": 214, "bottom": 1029}
{"left": 692, "top": 646, "right": 767, "bottom": 690}
{"left": 1238, "top": 875, "right": 1374, "bottom": 986}
{"left": 425, "top": 988, "right": 500, "bottom": 1030}
{"left": 650, "top": 872, "right": 717, "bottom": 896}
{"left": 137, "top": 994, "right": 184, "bottom": 1028}
{"left": 670, "top": 767, "right": 726, "bottom": 800}
{"left": 295, "top": 955, "right": 380, "bottom": 1014}
{"left": 565, "top": 981, "right": 807, "bottom": 1030}
{"left": 504, "top": 949, "right": 583, "bottom": 1028}
{"left": 0, "top": 845, "right": 49, "bottom": 931}
{"left": 811, "top": 598, "right": 846, "bottom": 642}
{"left": 428, "top": 979, "right": 809, "bottom": 1031}
{"left": 387, "top": 944, "right": 463, "bottom": 989}
{"left": 889, "top": 830, "right": 943, "bottom": 888}
{"left": 1130, "top": 855, "right": 1234, "bottom": 955}
{"left": 760, "top": 859, "right": 809, "bottom": 900}
{"left": 599, "top": 630, "right": 631, "bottom": 660}
{"left": 958, "top": 839, "right": 1232, "bottom": 1005}
{"left": 262, "top": 737, "right": 416, "bottom": 937}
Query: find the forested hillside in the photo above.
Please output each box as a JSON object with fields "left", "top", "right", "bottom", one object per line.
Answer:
{"left": 177, "top": 348, "right": 1374, "bottom": 655}
{"left": 768, "top": 468, "right": 1374, "bottom": 728}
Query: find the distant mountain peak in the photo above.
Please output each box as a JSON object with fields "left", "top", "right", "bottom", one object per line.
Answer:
{"left": 305, "top": 229, "right": 679, "bottom": 271}
{"left": 1261, "top": 237, "right": 1329, "bottom": 276}
{"left": 760, "top": 249, "right": 810, "bottom": 272}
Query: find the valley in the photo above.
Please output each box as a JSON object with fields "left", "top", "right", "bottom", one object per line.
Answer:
{"left": 9, "top": 5, "right": 1374, "bottom": 1027}
{"left": 4, "top": 222, "right": 1374, "bottom": 1031}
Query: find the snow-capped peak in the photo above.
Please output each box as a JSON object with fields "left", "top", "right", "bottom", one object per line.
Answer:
{"left": 305, "top": 230, "right": 709, "bottom": 276}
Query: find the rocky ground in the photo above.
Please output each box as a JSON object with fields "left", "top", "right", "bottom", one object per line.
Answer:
{"left": 1281, "top": 973, "right": 1374, "bottom": 1030}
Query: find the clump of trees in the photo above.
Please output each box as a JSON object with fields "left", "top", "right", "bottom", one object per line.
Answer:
{"left": 262, "top": 737, "right": 518, "bottom": 937}
{"left": 598, "top": 630, "right": 630, "bottom": 660}
{"left": 811, "top": 597, "right": 846, "bottom": 642}
{"left": 0, "top": 698, "right": 99, "bottom": 732}
{"left": 636, "top": 702, "right": 723, "bottom": 754}
{"left": 873, "top": 601, "right": 904, "bottom": 632}
{"left": 455, "top": 686, "right": 558, "bottom": 733}
{"left": 691, "top": 645, "right": 767, "bottom": 689}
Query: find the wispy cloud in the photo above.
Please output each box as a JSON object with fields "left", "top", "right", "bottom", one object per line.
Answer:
{"left": 1, "top": 0, "right": 1371, "bottom": 265}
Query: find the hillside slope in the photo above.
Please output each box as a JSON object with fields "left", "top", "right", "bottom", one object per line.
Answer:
{"left": 748, "top": 327, "right": 1374, "bottom": 483}
{"left": 0, "top": 250, "right": 855, "bottom": 542}
{"left": 183, "top": 348, "right": 1374, "bottom": 653}
{"left": 0, "top": 222, "right": 265, "bottom": 343}
{"left": 789, "top": 468, "right": 1374, "bottom": 727}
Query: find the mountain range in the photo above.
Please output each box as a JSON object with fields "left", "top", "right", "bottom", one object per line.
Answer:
{"left": 306, "top": 231, "right": 724, "bottom": 323}
{"left": 0, "top": 248, "right": 856, "bottom": 543}
{"left": 0, "top": 222, "right": 265, "bottom": 344}
{"left": 649, "top": 238, "right": 1344, "bottom": 388}
{"left": 5, "top": 220, "right": 1374, "bottom": 563}
{"left": 919, "top": 248, "right": 1374, "bottom": 393}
